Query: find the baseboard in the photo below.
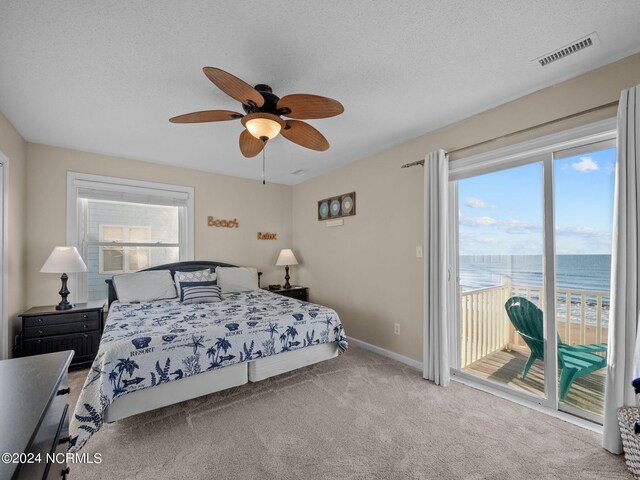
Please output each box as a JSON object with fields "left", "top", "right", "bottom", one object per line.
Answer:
{"left": 348, "top": 337, "right": 422, "bottom": 371}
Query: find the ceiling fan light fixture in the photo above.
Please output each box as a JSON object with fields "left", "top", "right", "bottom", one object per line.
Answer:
{"left": 241, "top": 112, "right": 285, "bottom": 141}
{"left": 246, "top": 117, "right": 281, "bottom": 140}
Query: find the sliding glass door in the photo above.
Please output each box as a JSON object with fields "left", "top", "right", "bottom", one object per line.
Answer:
{"left": 449, "top": 125, "right": 615, "bottom": 423}
{"left": 552, "top": 140, "right": 615, "bottom": 420}
{"left": 457, "top": 162, "right": 547, "bottom": 400}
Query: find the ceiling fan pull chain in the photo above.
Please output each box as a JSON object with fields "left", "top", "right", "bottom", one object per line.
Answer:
{"left": 262, "top": 147, "right": 266, "bottom": 185}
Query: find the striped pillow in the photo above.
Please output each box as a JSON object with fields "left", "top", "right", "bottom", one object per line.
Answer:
{"left": 180, "top": 281, "right": 222, "bottom": 304}
{"left": 179, "top": 281, "right": 215, "bottom": 301}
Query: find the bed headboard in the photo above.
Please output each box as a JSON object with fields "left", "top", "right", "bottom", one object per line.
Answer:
{"left": 105, "top": 261, "right": 242, "bottom": 307}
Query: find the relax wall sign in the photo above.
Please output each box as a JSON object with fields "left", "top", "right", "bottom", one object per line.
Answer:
{"left": 207, "top": 216, "right": 239, "bottom": 228}
{"left": 257, "top": 232, "right": 278, "bottom": 240}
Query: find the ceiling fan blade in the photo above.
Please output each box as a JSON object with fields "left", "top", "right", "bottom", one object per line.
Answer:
{"left": 239, "top": 129, "right": 266, "bottom": 157}
{"left": 169, "top": 110, "right": 243, "bottom": 123}
{"left": 277, "top": 94, "right": 344, "bottom": 119}
{"left": 281, "top": 120, "right": 330, "bottom": 151}
{"left": 203, "top": 67, "right": 264, "bottom": 107}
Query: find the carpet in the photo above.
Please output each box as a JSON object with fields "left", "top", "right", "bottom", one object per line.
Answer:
{"left": 67, "top": 345, "right": 629, "bottom": 479}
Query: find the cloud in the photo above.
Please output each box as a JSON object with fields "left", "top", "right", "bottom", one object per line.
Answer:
{"left": 459, "top": 219, "right": 613, "bottom": 254}
{"left": 461, "top": 216, "right": 612, "bottom": 248}
{"left": 458, "top": 233, "right": 499, "bottom": 254}
{"left": 501, "top": 219, "right": 541, "bottom": 234}
{"left": 460, "top": 216, "right": 540, "bottom": 234}
{"left": 460, "top": 216, "right": 500, "bottom": 227}
{"left": 555, "top": 225, "right": 611, "bottom": 239}
{"left": 570, "top": 156, "right": 598, "bottom": 173}
{"left": 554, "top": 225, "right": 612, "bottom": 254}
{"left": 459, "top": 234, "right": 542, "bottom": 255}
{"left": 511, "top": 241, "right": 543, "bottom": 254}
{"left": 555, "top": 226, "right": 599, "bottom": 235}
{"left": 459, "top": 232, "right": 499, "bottom": 244}
{"left": 464, "top": 197, "right": 496, "bottom": 209}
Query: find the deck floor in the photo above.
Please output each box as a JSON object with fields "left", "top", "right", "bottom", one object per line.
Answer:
{"left": 462, "top": 347, "right": 605, "bottom": 417}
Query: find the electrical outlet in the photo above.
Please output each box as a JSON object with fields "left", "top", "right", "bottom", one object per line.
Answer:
{"left": 416, "top": 246, "right": 423, "bottom": 258}
{"left": 394, "top": 323, "right": 400, "bottom": 335}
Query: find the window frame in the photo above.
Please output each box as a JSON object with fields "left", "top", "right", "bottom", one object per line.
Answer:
{"left": 449, "top": 118, "right": 617, "bottom": 181}
{"left": 98, "top": 224, "right": 153, "bottom": 274}
{"left": 67, "top": 172, "right": 194, "bottom": 303}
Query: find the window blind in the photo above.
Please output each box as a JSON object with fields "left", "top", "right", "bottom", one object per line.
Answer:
{"left": 74, "top": 179, "right": 190, "bottom": 207}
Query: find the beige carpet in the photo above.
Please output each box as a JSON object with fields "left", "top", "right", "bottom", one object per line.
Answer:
{"left": 67, "top": 345, "right": 629, "bottom": 480}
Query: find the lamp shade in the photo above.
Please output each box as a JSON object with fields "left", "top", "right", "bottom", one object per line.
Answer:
{"left": 276, "top": 249, "right": 299, "bottom": 266}
{"left": 40, "top": 246, "right": 88, "bottom": 273}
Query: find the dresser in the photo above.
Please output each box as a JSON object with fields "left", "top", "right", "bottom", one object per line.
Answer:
{"left": 0, "top": 351, "right": 73, "bottom": 480}
{"left": 265, "top": 286, "right": 309, "bottom": 301}
{"left": 19, "top": 302, "right": 104, "bottom": 368}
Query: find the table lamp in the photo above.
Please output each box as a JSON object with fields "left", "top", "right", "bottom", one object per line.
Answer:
{"left": 275, "top": 249, "right": 298, "bottom": 289}
{"left": 40, "top": 246, "right": 88, "bottom": 310}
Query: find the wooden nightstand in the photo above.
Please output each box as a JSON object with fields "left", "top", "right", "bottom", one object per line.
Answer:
{"left": 18, "top": 301, "right": 105, "bottom": 368}
{"left": 265, "top": 286, "right": 309, "bottom": 302}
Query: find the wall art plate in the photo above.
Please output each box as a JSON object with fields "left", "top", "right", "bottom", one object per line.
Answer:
{"left": 317, "top": 192, "right": 356, "bottom": 221}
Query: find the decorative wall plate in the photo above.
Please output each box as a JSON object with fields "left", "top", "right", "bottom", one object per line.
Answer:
{"left": 341, "top": 195, "right": 354, "bottom": 214}
{"left": 319, "top": 201, "right": 329, "bottom": 219}
{"left": 330, "top": 199, "right": 341, "bottom": 216}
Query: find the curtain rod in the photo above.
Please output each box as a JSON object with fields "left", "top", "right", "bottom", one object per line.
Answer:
{"left": 400, "top": 100, "right": 619, "bottom": 168}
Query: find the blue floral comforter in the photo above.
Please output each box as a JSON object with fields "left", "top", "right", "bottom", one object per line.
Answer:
{"left": 70, "top": 290, "right": 347, "bottom": 451}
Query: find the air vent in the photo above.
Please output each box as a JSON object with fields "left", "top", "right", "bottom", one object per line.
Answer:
{"left": 290, "top": 169, "right": 307, "bottom": 176}
{"left": 533, "top": 32, "right": 600, "bottom": 67}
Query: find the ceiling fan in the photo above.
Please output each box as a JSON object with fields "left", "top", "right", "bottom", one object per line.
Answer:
{"left": 169, "top": 67, "right": 344, "bottom": 158}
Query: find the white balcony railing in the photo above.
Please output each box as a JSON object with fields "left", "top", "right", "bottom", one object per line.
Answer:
{"left": 460, "top": 276, "right": 610, "bottom": 368}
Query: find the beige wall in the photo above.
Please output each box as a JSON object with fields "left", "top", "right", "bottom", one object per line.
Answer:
{"left": 25, "top": 144, "right": 292, "bottom": 308}
{"left": 0, "top": 111, "right": 27, "bottom": 357}
{"left": 292, "top": 53, "right": 640, "bottom": 363}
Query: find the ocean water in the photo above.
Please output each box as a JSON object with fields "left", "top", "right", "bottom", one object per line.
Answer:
{"left": 459, "top": 254, "right": 611, "bottom": 292}
{"left": 459, "top": 254, "right": 611, "bottom": 326}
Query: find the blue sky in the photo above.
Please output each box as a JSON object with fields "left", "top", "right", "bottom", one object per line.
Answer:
{"left": 458, "top": 147, "right": 615, "bottom": 255}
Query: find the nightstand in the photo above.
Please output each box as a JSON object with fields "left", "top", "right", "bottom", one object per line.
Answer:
{"left": 265, "top": 286, "right": 309, "bottom": 302}
{"left": 18, "top": 301, "right": 105, "bottom": 368}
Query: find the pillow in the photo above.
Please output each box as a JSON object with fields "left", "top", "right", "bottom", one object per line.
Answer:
{"left": 181, "top": 283, "right": 222, "bottom": 305}
{"left": 215, "top": 267, "right": 259, "bottom": 294}
{"left": 179, "top": 281, "right": 217, "bottom": 301}
{"left": 113, "top": 270, "right": 177, "bottom": 303}
{"left": 174, "top": 269, "right": 216, "bottom": 292}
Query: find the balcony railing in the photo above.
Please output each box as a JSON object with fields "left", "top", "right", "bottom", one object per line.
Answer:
{"left": 460, "top": 276, "right": 609, "bottom": 369}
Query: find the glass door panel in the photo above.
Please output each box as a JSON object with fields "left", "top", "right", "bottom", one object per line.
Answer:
{"left": 457, "top": 162, "right": 546, "bottom": 399}
{"left": 552, "top": 141, "right": 615, "bottom": 419}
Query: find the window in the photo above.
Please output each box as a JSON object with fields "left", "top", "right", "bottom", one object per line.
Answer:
{"left": 98, "top": 225, "right": 151, "bottom": 274}
{"left": 67, "top": 173, "right": 194, "bottom": 302}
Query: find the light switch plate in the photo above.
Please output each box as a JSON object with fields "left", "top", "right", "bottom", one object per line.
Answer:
{"left": 416, "top": 246, "right": 423, "bottom": 258}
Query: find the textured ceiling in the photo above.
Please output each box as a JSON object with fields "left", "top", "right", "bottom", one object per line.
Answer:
{"left": 1, "top": 1, "right": 639, "bottom": 185}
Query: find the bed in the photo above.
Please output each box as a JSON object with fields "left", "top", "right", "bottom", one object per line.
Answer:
{"left": 69, "top": 261, "right": 347, "bottom": 451}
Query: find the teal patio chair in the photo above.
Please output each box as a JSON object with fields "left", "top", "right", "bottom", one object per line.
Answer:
{"left": 504, "top": 296, "right": 607, "bottom": 401}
